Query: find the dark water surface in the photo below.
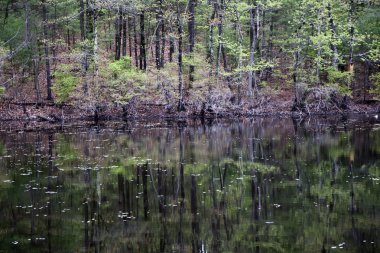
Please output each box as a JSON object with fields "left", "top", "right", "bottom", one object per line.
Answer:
{"left": 0, "top": 117, "right": 379, "bottom": 253}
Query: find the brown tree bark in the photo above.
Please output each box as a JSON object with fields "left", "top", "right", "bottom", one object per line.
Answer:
{"left": 122, "top": 14, "right": 127, "bottom": 56}
{"left": 188, "top": 0, "right": 196, "bottom": 84}
{"left": 155, "top": 0, "right": 163, "bottom": 69}
{"left": 139, "top": 11, "right": 146, "bottom": 70}
{"left": 248, "top": 0, "right": 257, "bottom": 96}
{"left": 42, "top": 0, "right": 52, "bottom": 100}
{"left": 133, "top": 16, "right": 139, "bottom": 67}
{"left": 177, "top": 0, "right": 185, "bottom": 111}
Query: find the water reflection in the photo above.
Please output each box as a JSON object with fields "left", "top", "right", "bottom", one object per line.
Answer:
{"left": 0, "top": 117, "right": 379, "bottom": 252}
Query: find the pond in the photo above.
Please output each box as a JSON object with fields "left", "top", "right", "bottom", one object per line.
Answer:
{"left": 0, "top": 117, "right": 379, "bottom": 252}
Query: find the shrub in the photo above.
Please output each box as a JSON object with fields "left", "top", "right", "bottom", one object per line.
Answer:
{"left": 326, "top": 67, "right": 352, "bottom": 96}
{"left": 370, "top": 72, "right": 380, "bottom": 99}
{"left": 53, "top": 65, "right": 80, "bottom": 104}
{"left": 0, "top": 86, "right": 5, "bottom": 96}
{"left": 108, "top": 56, "right": 132, "bottom": 78}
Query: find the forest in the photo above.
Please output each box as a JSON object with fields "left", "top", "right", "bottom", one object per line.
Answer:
{"left": 0, "top": 0, "right": 379, "bottom": 120}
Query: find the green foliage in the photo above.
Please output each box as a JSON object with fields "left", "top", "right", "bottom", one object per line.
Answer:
{"left": 324, "top": 67, "right": 352, "bottom": 96}
{"left": 52, "top": 65, "right": 80, "bottom": 104}
{"left": 326, "top": 67, "right": 353, "bottom": 95}
{"left": 237, "top": 60, "right": 275, "bottom": 73}
{"left": 0, "top": 86, "right": 5, "bottom": 96}
{"left": 370, "top": 72, "right": 380, "bottom": 98}
{"left": 109, "top": 56, "right": 132, "bottom": 78}
{"left": 105, "top": 57, "right": 147, "bottom": 105}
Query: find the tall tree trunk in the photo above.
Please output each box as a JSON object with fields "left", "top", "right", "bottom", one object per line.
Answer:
{"left": 52, "top": 4, "right": 57, "bottom": 67}
{"left": 26, "top": 0, "right": 41, "bottom": 104}
{"left": 133, "top": 16, "right": 138, "bottom": 67}
{"left": 122, "top": 14, "right": 127, "bottom": 56}
{"left": 188, "top": 0, "right": 196, "bottom": 84}
{"left": 42, "top": 0, "right": 52, "bottom": 100}
{"left": 328, "top": 4, "right": 338, "bottom": 68}
{"left": 128, "top": 16, "right": 132, "bottom": 57}
{"left": 67, "top": 28, "right": 71, "bottom": 49}
{"left": 177, "top": 0, "right": 185, "bottom": 111}
{"left": 93, "top": 3, "right": 99, "bottom": 89}
{"left": 160, "top": 22, "right": 165, "bottom": 67}
{"left": 248, "top": 1, "right": 256, "bottom": 96}
{"left": 234, "top": 6, "right": 243, "bottom": 103}
{"left": 115, "top": 7, "right": 122, "bottom": 60}
{"left": 24, "top": 0, "right": 30, "bottom": 45}
{"left": 208, "top": 1, "right": 217, "bottom": 76}
{"left": 268, "top": 13, "right": 273, "bottom": 60}
{"left": 261, "top": 8, "right": 265, "bottom": 60}
{"left": 169, "top": 36, "right": 174, "bottom": 62}
{"left": 316, "top": 9, "right": 322, "bottom": 85}
{"left": 216, "top": 0, "right": 226, "bottom": 76}
{"left": 33, "top": 58, "right": 41, "bottom": 104}
{"left": 80, "top": 0, "right": 85, "bottom": 41}
{"left": 292, "top": 24, "right": 303, "bottom": 111}
{"left": 139, "top": 11, "right": 146, "bottom": 71}
{"left": 349, "top": 0, "right": 354, "bottom": 75}
{"left": 155, "top": 0, "right": 162, "bottom": 69}
{"left": 86, "top": 0, "right": 92, "bottom": 37}
{"left": 80, "top": 0, "right": 88, "bottom": 93}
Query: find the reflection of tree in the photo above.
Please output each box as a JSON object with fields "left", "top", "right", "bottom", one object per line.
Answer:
{"left": 0, "top": 118, "right": 379, "bottom": 252}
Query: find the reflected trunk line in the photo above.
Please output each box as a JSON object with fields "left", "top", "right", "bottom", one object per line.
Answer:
{"left": 142, "top": 163, "right": 149, "bottom": 220}
{"left": 0, "top": 118, "right": 379, "bottom": 252}
{"left": 47, "top": 134, "right": 53, "bottom": 253}
{"left": 191, "top": 175, "right": 200, "bottom": 253}
{"left": 83, "top": 198, "right": 89, "bottom": 252}
{"left": 125, "top": 178, "right": 131, "bottom": 217}
{"left": 157, "top": 165, "right": 165, "bottom": 215}
{"left": 136, "top": 165, "right": 141, "bottom": 219}
{"left": 349, "top": 162, "right": 355, "bottom": 214}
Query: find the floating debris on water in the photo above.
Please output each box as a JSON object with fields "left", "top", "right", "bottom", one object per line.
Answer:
{"left": 45, "top": 191, "right": 58, "bottom": 194}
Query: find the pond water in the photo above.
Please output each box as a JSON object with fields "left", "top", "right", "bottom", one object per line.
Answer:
{"left": 0, "top": 117, "right": 379, "bottom": 253}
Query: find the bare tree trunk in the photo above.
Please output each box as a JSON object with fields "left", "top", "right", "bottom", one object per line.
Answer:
{"left": 133, "top": 16, "right": 138, "bottom": 67}
{"left": 115, "top": 7, "right": 122, "bottom": 60}
{"left": 52, "top": 4, "right": 57, "bottom": 67}
{"left": 128, "top": 16, "right": 132, "bottom": 57}
{"left": 316, "top": 9, "right": 322, "bottom": 85}
{"left": 160, "top": 22, "right": 165, "bottom": 68}
{"left": 208, "top": 1, "right": 217, "bottom": 76}
{"left": 33, "top": 58, "right": 41, "bottom": 104}
{"left": 122, "top": 13, "right": 127, "bottom": 57}
{"left": 25, "top": 0, "right": 41, "bottom": 104}
{"left": 177, "top": 0, "right": 185, "bottom": 111}
{"left": 292, "top": 24, "right": 303, "bottom": 111}
{"left": 234, "top": 6, "right": 243, "bottom": 103}
{"left": 80, "top": 0, "right": 88, "bottom": 93}
{"left": 93, "top": 3, "right": 99, "bottom": 89}
{"left": 216, "top": 0, "right": 228, "bottom": 75}
{"left": 349, "top": 0, "right": 354, "bottom": 75}
{"left": 80, "top": 0, "right": 84, "bottom": 40}
{"left": 169, "top": 36, "right": 174, "bottom": 62}
{"left": 188, "top": 0, "right": 196, "bottom": 84}
{"left": 248, "top": 1, "right": 256, "bottom": 96}
{"left": 268, "top": 13, "right": 273, "bottom": 60}
{"left": 42, "top": 0, "right": 52, "bottom": 100}
{"left": 24, "top": 0, "right": 30, "bottom": 45}
{"left": 140, "top": 11, "right": 146, "bottom": 70}
{"left": 155, "top": 0, "right": 162, "bottom": 69}
{"left": 328, "top": 3, "right": 338, "bottom": 68}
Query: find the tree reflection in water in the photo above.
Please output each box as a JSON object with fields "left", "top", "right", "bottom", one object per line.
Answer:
{"left": 0, "top": 117, "right": 379, "bottom": 252}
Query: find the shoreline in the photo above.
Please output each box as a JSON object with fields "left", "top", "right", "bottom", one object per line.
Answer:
{"left": 0, "top": 100, "right": 379, "bottom": 122}
{"left": 0, "top": 105, "right": 378, "bottom": 122}
{"left": 0, "top": 102, "right": 379, "bottom": 133}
